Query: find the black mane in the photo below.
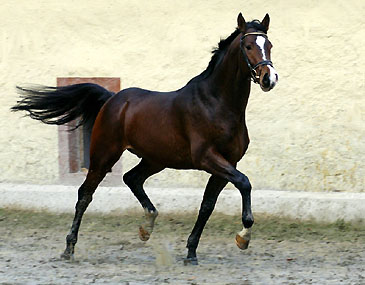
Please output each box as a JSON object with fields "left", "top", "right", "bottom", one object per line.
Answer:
{"left": 188, "top": 20, "right": 267, "bottom": 84}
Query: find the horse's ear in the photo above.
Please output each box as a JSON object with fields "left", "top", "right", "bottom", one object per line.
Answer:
{"left": 237, "top": 13, "right": 246, "bottom": 32}
{"left": 261, "top": 13, "right": 270, "bottom": 32}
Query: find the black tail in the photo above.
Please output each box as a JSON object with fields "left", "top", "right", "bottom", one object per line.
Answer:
{"left": 11, "top": 83, "right": 114, "bottom": 129}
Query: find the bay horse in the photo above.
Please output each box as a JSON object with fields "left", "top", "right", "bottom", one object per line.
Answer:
{"left": 11, "top": 13, "right": 278, "bottom": 265}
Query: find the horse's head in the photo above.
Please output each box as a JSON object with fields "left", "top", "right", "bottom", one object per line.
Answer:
{"left": 237, "top": 13, "right": 278, "bottom": 92}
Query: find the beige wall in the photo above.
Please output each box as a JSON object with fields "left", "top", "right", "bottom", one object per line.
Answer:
{"left": 1, "top": 0, "right": 364, "bottom": 191}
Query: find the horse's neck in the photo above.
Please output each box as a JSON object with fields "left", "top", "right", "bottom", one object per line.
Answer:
{"left": 204, "top": 49, "right": 251, "bottom": 114}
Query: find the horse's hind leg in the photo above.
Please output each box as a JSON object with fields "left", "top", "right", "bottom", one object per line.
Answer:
{"left": 61, "top": 145, "right": 123, "bottom": 260}
{"left": 123, "top": 159, "right": 164, "bottom": 241}
{"left": 185, "top": 175, "right": 228, "bottom": 265}
{"left": 61, "top": 170, "right": 105, "bottom": 260}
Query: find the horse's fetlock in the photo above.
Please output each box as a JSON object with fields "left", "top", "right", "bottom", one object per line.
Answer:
{"left": 187, "top": 232, "right": 200, "bottom": 247}
{"left": 66, "top": 235, "right": 77, "bottom": 245}
{"left": 242, "top": 215, "right": 254, "bottom": 228}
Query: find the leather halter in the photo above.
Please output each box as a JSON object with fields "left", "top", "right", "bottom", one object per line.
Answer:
{"left": 240, "top": 32, "right": 273, "bottom": 83}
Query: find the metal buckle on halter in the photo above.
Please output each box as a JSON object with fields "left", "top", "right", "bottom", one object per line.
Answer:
{"left": 250, "top": 69, "right": 259, "bottom": 83}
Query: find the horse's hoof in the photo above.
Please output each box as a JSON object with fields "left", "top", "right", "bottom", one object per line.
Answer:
{"left": 60, "top": 252, "right": 74, "bottom": 261}
{"left": 138, "top": 226, "right": 150, "bottom": 241}
{"left": 235, "top": 233, "right": 250, "bottom": 250}
{"left": 183, "top": 257, "right": 198, "bottom": 266}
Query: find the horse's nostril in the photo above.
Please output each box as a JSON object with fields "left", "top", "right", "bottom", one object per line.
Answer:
{"left": 263, "top": 73, "right": 270, "bottom": 87}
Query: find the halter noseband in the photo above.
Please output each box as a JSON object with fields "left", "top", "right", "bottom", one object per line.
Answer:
{"left": 240, "top": 32, "right": 273, "bottom": 84}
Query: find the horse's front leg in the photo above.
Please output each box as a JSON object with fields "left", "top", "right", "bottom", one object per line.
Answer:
{"left": 185, "top": 175, "right": 228, "bottom": 265}
{"left": 235, "top": 182, "right": 253, "bottom": 250}
{"left": 198, "top": 149, "right": 254, "bottom": 250}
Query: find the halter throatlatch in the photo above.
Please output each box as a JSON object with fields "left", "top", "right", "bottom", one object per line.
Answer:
{"left": 240, "top": 32, "right": 273, "bottom": 84}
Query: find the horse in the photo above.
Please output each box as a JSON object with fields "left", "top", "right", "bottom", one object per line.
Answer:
{"left": 11, "top": 13, "right": 278, "bottom": 265}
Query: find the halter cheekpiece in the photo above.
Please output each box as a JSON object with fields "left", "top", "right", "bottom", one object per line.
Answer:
{"left": 240, "top": 32, "right": 273, "bottom": 83}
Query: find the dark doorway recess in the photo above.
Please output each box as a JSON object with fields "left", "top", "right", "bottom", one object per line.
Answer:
{"left": 57, "top": 77, "right": 122, "bottom": 184}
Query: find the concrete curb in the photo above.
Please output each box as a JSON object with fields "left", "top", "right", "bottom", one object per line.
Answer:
{"left": 0, "top": 183, "right": 364, "bottom": 223}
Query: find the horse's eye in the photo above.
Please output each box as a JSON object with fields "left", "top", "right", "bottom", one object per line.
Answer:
{"left": 246, "top": 45, "right": 252, "bottom": 50}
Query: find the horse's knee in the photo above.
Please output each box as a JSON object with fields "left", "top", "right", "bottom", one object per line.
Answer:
{"left": 235, "top": 174, "right": 252, "bottom": 193}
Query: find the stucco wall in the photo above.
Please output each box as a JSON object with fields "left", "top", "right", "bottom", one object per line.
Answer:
{"left": 1, "top": 0, "right": 364, "bottom": 191}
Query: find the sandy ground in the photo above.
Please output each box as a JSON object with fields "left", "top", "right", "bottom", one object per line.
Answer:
{"left": 0, "top": 209, "right": 364, "bottom": 285}
{"left": 2, "top": 184, "right": 365, "bottom": 224}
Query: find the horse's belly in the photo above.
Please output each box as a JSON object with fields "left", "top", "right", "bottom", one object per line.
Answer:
{"left": 124, "top": 107, "right": 193, "bottom": 168}
{"left": 127, "top": 141, "right": 193, "bottom": 169}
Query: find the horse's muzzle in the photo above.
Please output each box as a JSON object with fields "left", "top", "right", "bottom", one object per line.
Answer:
{"left": 260, "top": 67, "right": 278, "bottom": 92}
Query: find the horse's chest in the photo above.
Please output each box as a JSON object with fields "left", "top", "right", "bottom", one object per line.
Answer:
{"left": 214, "top": 124, "right": 249, "bottom": 162}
